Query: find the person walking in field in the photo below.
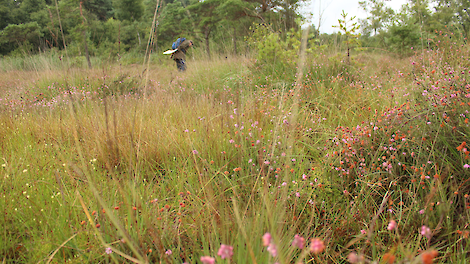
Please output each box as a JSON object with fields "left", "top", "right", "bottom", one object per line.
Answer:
{"left": 170, "top": 37, "right": 193, "bottom": 71}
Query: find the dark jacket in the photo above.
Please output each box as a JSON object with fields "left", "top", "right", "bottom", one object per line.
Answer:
{"left": 171, "top": 39, "right": 192, "bottom": 60}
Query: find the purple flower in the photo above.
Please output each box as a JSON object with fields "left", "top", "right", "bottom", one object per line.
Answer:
{"left": 217, "top": 244, "right": 233, "bottom": 259}
{"left": 262, "top": 233, "right": 272, "bottom": 246}
{"left": 192, "top": 150, "right": 199, "bottom": 155}
{"left": 421, "top": 225, "right": 432, "bottom": 239}
{"left": 267, "top": 243, "right": 277, "bottom": 257}
{"left": 464, "top": 164, "right": 470, "bottom": 169}
{"left": 165, "top": 249, "right": 172, "bottom": 255}
{"left": 200, "top": 256, "right": 215, "bottom": 264}
{"left": 310, "top": 238, "right": 325, "bottom": 254}
{"left": 292, "top": 234, "right": 305, "bottom": 249}
{"left": 105, "top": 247, "right": 112, "bottom": 254}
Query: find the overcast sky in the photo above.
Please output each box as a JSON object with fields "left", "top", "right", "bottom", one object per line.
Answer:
{"left": 300, "top": 0, "right": 409, "bottom": 34}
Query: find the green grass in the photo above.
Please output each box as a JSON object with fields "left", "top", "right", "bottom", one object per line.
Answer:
{"left": 1, "top": 41, "right": 469, "bottom": 264}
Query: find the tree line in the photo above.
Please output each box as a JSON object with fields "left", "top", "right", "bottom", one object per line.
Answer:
{"left": 0, "top": 0, "right": 468, "bottom": 59}
{"left": 0, "top": 0, "right": 303, "bottom": 58}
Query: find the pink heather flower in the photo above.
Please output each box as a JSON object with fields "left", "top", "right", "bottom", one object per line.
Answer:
{"left": 105, "top": 247, "right": 112, "bottom": 254}
{"left": 310, "top": 238, "right": 325, "bottom": 254}
{"left": 192, "top": 150, "right": 199, "bottom": 155}
{"left": 200, "top": 256, "right": 215, "bottom": 264}
{"left": 292, "top": 234, "right": 305, "bottom": 249}
{"left": 217, "top": 244, "right": 233, "bottom": 259}
{"left": 464, "top": 164, "right": 470, "bottom": 169}
{"left": 165, "top": 249, "right": 172, "bottom": 255}
{"left": 360, "top": 229, "right": 367, "bottom": 235}
{"left": 262, "top": 233, "right": 272, "bottom": 246}
{"left": 387, "top": 220, "right": 397, "bottom": 231}
{"left": 347, "top": 251, "right": 359, "bottom": 263}
{"left": 419, "top": 209, "right": 425, "bottom": 214}
{"left": 421, "top": 225, "right": 432, "bottom": 239}
{"left": 267, "top": 243, "right": 277, "bottom": 257}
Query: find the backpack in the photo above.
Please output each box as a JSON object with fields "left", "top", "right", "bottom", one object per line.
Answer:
{"left": 172, "top": 37, "right": 186, "bottom": 50}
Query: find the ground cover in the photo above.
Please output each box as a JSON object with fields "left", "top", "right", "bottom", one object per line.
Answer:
{"left": 1, "top": 36, "right": 469, "bottom": 263}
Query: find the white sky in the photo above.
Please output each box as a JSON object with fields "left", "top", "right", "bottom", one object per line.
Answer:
{"left": 300, "top": 0, "right": 409, "bottom": 34}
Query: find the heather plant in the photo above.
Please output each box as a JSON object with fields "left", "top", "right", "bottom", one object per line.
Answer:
{"left": 321, "top": 31, "right": 470, "bottom": 262}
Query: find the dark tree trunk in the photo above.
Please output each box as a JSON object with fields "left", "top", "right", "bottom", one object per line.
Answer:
{"left": 233, "top": 27, "right": 237, "bottom": 54}
{"left": 83, "top": 30, "right": 92, "bottom": 69}
{"left": 79, "top": 1, "right": 92, "bottom": 69}
{"left": 204, "top": 27, "right": 211, "bottom": 59}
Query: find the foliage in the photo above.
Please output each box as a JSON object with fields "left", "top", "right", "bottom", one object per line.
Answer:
{"left": 359, "top": 0, "right": 394, "bottom": 36}
{"left": 0, "top": 22, "right": 43, "bottom": 52}
{"left": 333, "top": 10, "right": 361, "bottom": 65}
{"left": 246, "top": 24, "right": 319, "bottom": 74}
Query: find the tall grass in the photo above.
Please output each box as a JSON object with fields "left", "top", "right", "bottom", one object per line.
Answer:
{"left": 1, "top": 33, "right": 469, "bottom": 264}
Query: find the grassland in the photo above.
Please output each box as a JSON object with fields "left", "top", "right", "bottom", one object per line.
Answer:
{"left": 1, "top": 38, "right": 469, "bottom": 263}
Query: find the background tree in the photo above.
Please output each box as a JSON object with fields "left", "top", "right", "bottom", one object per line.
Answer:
{"left": 187, "top": 0, "right": 223, "bottom": 59}
{"left": 83, "top": 0, "right": 114, "bottom": 21}
{"left": 359, "top": 0, "right": 394, "bottom": 36}
{"left": 156, "top": 0, "right": 193, "bottom": 46}
{"left": 333, "top": 10, "right": 361, "bottom": 65}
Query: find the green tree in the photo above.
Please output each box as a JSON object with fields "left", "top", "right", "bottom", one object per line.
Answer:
{"left": 0, "top": 0, "right": 14, "bottom": 29}
{"left": 359, "top": 0, "right": 395, "bottom": 36}
{"left": 333, "top": 10, "right": 361, "bottom": 65}
{"left": 83, "top": 0, "right": 114, "bottom": 21}
{"left": 431, "top": 0, "right": 470, "bottom": 37}
{"left": 384, "top": 8, "right": 421, "bottom": 54}
{"left": 157, "top": 1, "right": 193, "bottom": 45}
{"left": 187, "top": 0, "right": 223, "bottom": 59}
{"left": 0, "top": 22, "right": 43, "bottom": 54}
{"left": 114, "top": 0, "right": 144, "bottom": 21}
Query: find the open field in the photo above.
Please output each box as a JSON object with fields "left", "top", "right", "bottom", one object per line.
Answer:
{"left": 1, "top": 41, "right": 469, "bottom": 263}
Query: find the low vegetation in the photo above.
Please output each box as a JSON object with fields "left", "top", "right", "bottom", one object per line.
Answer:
{"left": 1, "top": 29, "right": 469, "bottom": 264}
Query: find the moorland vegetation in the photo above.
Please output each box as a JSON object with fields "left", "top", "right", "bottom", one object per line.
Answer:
{"left": 1, "top": 0, "right": 470, "bottom": 263}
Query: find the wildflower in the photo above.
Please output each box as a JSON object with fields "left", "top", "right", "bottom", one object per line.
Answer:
{"left": 165, "top": 249, "right": 172, "bottom": 255}
{"left": 267, "top": 243, "right": 277, "bottom": 257}
{"left": 292, "top": 234, "right": 305, "bottom": 249}
{"left": 387, "top": 220, "right": 397, "bottom": 231}
{"left": 105, "top": 247, "right": 112, "bottom": 254}
{"left": 421, "top": 250, "right": 438, "bottom": 264}
{"left": 360, "top": 229, "right": 367, "bottom": 235}
{"left": 200, "top": 256, "right": 215, "bottom": 264}
{"left": 464, "top": 164, "right": 470, "bottom": 169}
{"left": 419, "top": 209, "right": 425, "bottom": 214}
{"left": 347, "top": 251, "right": 364, "bottom": 263}
{"left": 421, "top": 225, "right": 432, "bottom": 239}
{"left": 310, "top": 238, "right": 325, "bottom": 254}
{"left": 217, "top": 244, "right": 233, "bottom": 259}
{"left": 382, "top": 252, "right": 396, "bottom": 264}
{"left": 262, "top": 233, "right": 272, "bottom": 246}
